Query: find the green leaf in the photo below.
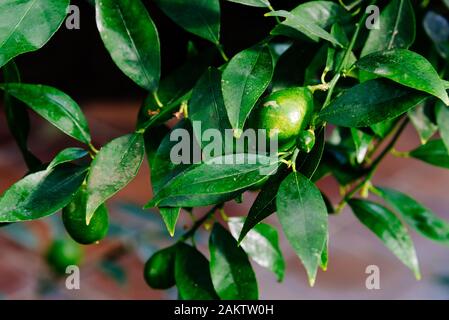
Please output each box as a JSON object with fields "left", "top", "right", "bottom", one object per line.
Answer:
{"left": 0, "top": 83, "right": 91, "bottom": 144}
{"left": 276, "top": 172, "right": 328, "bottom": 286}
{"left": 371, "top": 118, "right": 399, "bottom": 138}
{"left": 209, "top": 223, "right": 258, "bottom": 300}
{"left": 86, "top": 133, "right": 145, "bottom": 224}
{"left": 175, "top": 243, "right": 218, "bottom": 300}
{"left": 154, "top": 0, "right": 220, "bottom": 44}
{"left": 271, "top": 1, "right": 350, "bottom": 42}
{"left": 222, "top": 44, "right": 274, "bottom": 137}
{"left": 361, "top": 0, "right": 416, "bottom": 57}
{"left": 409, "top": 139, "right": 449, "bottom": 169}
{"left": 267, "top": 10, "right": 342, "bottom": 47}
{"left": 146, "top": 154, "right": 280, "bottom": 208}
{"left": 2, "top": 61, "right": 41, "bottom": 170}
{"left": 48, "top": 148, "right": 88, "bottom": 170}
{"left": 356, "top": 49, "right": 449, "bottom": 105}
{"left": 137, "top": 48, "right": 214, "bottom": 129}
{"left": 225, "top": 0, "right": 270, "bottom": 8}
{"left": 296, "top": 128, "right": 325, "bottom": 179}
{"left": 320, "top": 236, "right": 328, "bottom": 271}
{"left": 436, "top": 102, "right": 449, "bottom": 151}
{"left": 189, "top": 67, "right": 231, "bottom": 152}
{"left": 159, "top": 207, "right": 180, "bottom": 237}
{"left": 0, "top": 0, "right": 69, "bottom": 68}
{"left": 327, "top": 23, "right": 357, "bottom": 74}
{"left": 96, "top": 0, "right": 160, "bottom": 91}
{"left": 0, "top": 164, "right": 87, "bottom": 222}
{"left": 319, "top": 79, "right": 427, "bottom": 127}
{"left": 351, "top": 128, "right": 373, "bottom": 164}
{"left": 239, "top": 164, "right": 289, "bottom": 243}
{"left": 408, "top": 103, "right": 437, "bottom": 145}
{"left": 228, "top": 217, "right": 285, "bottom": 281}
{"left": 348, "top": 199, "right": 420, "bottom": 279}
{"left": 377, "top": 187, "right": 449, "bottom": 245}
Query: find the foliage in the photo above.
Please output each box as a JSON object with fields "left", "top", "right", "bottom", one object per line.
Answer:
{"left": 1, "top": 0, "right": 449, "bottom": 299}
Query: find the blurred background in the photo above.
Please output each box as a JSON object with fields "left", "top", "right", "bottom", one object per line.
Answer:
{"left": 1, "top": 0, "right": 449, "bottom": 299}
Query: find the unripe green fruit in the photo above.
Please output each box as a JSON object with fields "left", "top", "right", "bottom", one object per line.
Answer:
{"left": 297, "top": 129, "right": 316, "bottom": 153}
{"left": 249, "top": 87, "right": 314, "bottom": 150}
{"left": 62, "top": 186, "right": 109, "bottom": 245}
{"left": 46, "top": 239, "right": 83, "bottom": 275}
{"left": 143, "top": 246, "right": 177, "bottom": 289}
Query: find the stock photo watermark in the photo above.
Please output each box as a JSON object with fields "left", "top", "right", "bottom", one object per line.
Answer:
{"left": 65, "top": 265, "right": 80, "bottom": 290}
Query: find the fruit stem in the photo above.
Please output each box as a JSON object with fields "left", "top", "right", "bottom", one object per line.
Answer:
{"left": 152, "top": 91, "right": 164, "bottom": 108}
{"left": 335, "top": 118, "right": 408, "bottom": 213}
{"left": 88, "top": 142, "right": 99, "bottom": 155}
{"left": 268, "top": 4, "right": 282, "bottom": 24}
{"left": 307, "top": 83, "right": 330, "bottom": 93}
{"left": 216, "top": 44, "right": 229, "bottom": 62}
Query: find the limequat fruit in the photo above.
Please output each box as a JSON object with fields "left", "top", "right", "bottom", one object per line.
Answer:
{"left": 46, "top": 239, "right": 84, "bottom": 275}
{"left": 143, "top": 246, "right": 177, "bottom": 289}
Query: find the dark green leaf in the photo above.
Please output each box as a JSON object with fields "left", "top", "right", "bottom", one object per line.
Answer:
{"left": 222, "top": 44, "right": 274, "bottom": 137}
{"left": 267, "top": 10, "right": 342, "bottom": 47}
{"left": 86, "top": 133, "right": 145, "bottom": 224}
{"left": 361, "top": 0, "right": 415, "bottom": 57}
{"left": 348, "top": 199, "right": 420, "bottom": 279}
{"left": 377, "top": 187, "right": 449, "bottom": 245}
{"left": 48, "top": 148, "right": 88, "bottom": 170}
{"left": 271, "top": 1, "right": 350, "bottom": 42}
{"left": 0, "top": 0, "right": 69, "bottom": 68}
{"left": 0, "top": 164, "right": 87, "bottom": 222}
{"left": 327, "top": 23, "right": 356, "bottom": 73}
{"left": 276, "top": 172, "right": 328, "bottom": 286}
{"left": 0, "top": 83, "right": 91, "bottom": 144}
{"left": 158, "top": 207, "right": 180, "bottom": 237}
{"left": 96, "top": 0, "right": 160, "bottom": 91}
{"left": 436, "top": 102, "right": 449, "bottom": 151}
{"left": 146, "top": 154, "right": 280, "bottom": 208}
{"left": 2, "top": 61, "right": 41, "bottom": 170}
{"left": 225, "top": 0, "right": 270, "bottom": 7}
{"left": 239, "top": 164, "right": 289, "bottom": 243}
{"left": 408, "top": 103, "right": 437, "bottom": 144}
{"left": 409, "top": 139, "right": 449, "bottom": 169}
{"left": 296, "top": 128, "right": 325, "bottom": 178}
{"left": 154, "top": 0, "right": 220, "bottom": 44}
{"left": 356, "top": 49, "right": 449, "bottom": 105}
{"left": 228, "top": 217, "right": 285, "bottom": 281}
{"left": 319, "top": 79, "right": 427, "bottom": 127}
{"left": 209, "top": 223, "right": 258, "bottom": 299}
{"left": 371, "top": 118, "right": 398, "bottom": 138}
{"left": 189, "top": 67, "right": 231, "bottom": 152}
{"left": 175, "top": 243, "right": 218, "bottom": 300}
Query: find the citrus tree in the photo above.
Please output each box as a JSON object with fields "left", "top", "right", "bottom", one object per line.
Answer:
{"left": 1, "top": 0, "right": 449, "bottom": 299}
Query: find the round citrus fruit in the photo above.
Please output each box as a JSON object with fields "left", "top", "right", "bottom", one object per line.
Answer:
{"left": 249, "top": 87, "right": 314, "bottom": 150}
{"left": 143, "top": 246, "right": 177, "bottom": 289}
{"left": 62, "top": 186, "right": 109, "bottom": 245}
{"left": 46, "top": 239, "right": 84, "bottom": 275}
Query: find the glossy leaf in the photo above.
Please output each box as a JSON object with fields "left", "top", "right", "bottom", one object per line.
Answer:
{"left": 276, "top": 172, "right": 328, "bottom": 286}
{"left": 371, "top": 119, "right": 398, "bottom": 139}
{"left": 0, "top": 0, "right": 69, "bottom": 68}
{"left": 271, "top": 1, "right": 350, "bottom": 42}
{"left": 361, "top": 0, "right": 415, "bottom": 57}
{"left": 320, "top": 79, "right": 426, "bottom": 127}
{"left": 0, "top": 164, "right": 87, "bottom": 222}
{"left": 175, "top": 243, "right": 218, "bottom": 300}
{"left": 154, "top": 0, "right": 220, "bottom": 44}
{"left": 356, "top": 49, "right": 449, "bottom": 105}
{"left": 436, "top": 102, "right": 449, "bottom": 151}
{"left": 349, "top": 199, "right": 420, "bottom": 279}
{"left": 225, "top": 0, "right": 270, "bottom": 7}
{"left": 189, "top": 67, "right": 231, "bottom": 151}
{"left": 222, "top": 44, "right": 274, "bottom": 137}
{"left": 96, "top": 0, "right": 160, "bottom": 91}
{"left": 351, "top": 128, "right": 373, "bottom": 164}
{"left": 209, "top": 223, "right": 258, "bottom": 299}
{"left": 409, "top": 139, "right": 449, "bottom": 169}
{"left": 239, "top": 164, "right": 289, "bottom": 243}
{"left": 146, "top": 154, "right": 280, "bottom": 208}
{"left": 267, "top": 10, "right": 342, "bottom": 47}
{"left": 159, "top": 207, "right": 180, "bottom": 237}
{"left": 0, "top": 83, "right": 91, "bottom": 144}
{"left": 377, "top": 187, "right": 449, "bottom": 245}
{"left": 228, "top": 217, "right": 285, "bottom": 281}
{"left": 2, "top": 61, "right": 41, "bottom": 170}
{"left": 296, "top": 128, "right": 325, "bottom": 179}
{"left": 48, "top": 148, "right": 88, "bottom": 170}
{"left": 408, "top": 103, "right": 437, "bottom": 144}
{"left": 86, "top": 133, "right": 145, "bottom": 224}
